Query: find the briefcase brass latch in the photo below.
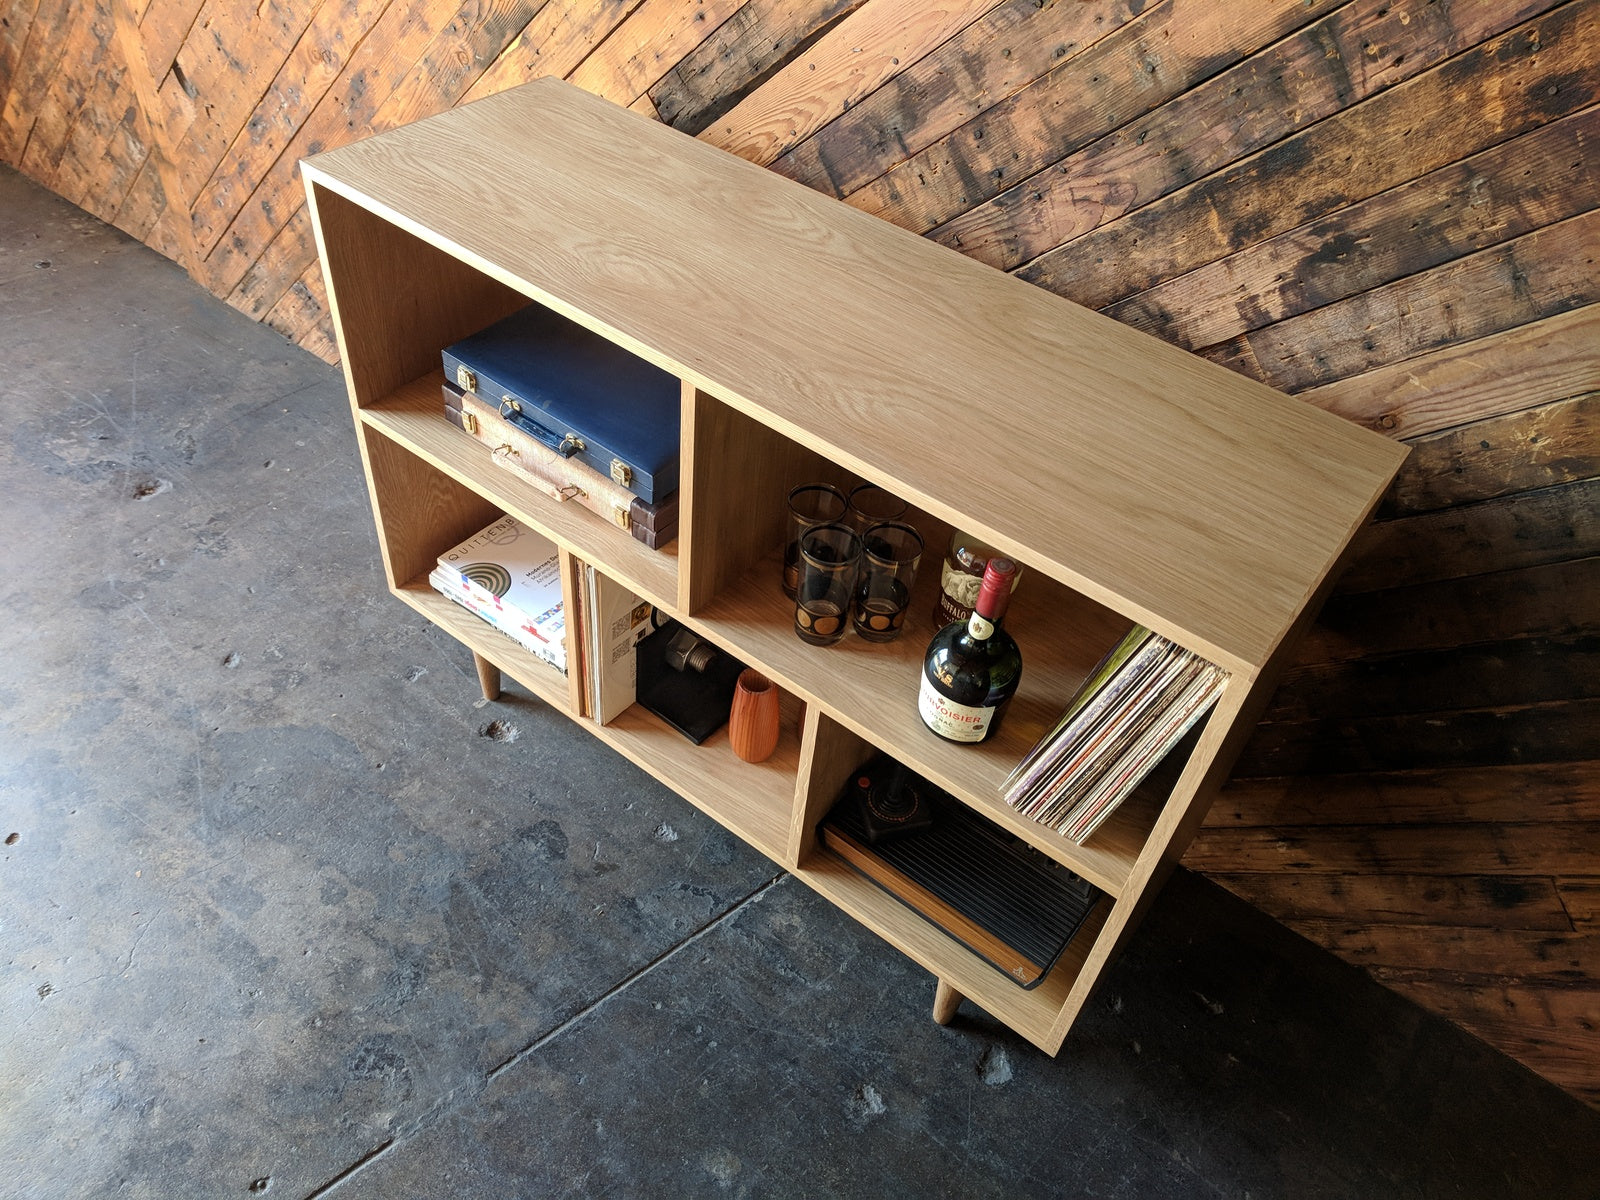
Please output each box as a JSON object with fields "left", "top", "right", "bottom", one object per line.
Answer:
{"left": 610, "top": 505, "right": 632, "bottom": 531}
{"left": 455, "top": 365, "right": 477, "bottom": 393}
{"left": 610, "top": 459, "right": 633, "bottom": 487}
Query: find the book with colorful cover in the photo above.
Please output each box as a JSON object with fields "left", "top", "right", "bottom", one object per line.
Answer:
{"left": 431, "top": 515, "right": 567, "bottom": 672}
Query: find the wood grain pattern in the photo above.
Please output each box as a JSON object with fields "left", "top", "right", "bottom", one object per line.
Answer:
{"left": 1208, "top": 872, "right": 1579, "bottom": 931}
{"left": 770, "top": 0, "right": 1150, "bottom": 200}
{"left": 649, "top": 0, "right": 864, "bottom": 135}
{"left": 1299, "top": 556, "right": 1600, "bottom": 660}
{"left": 1202, "top": 209, "right": 1600, "bottom": 393}
{"left": 848, "top": 0, "right": 1348, "bottom": 235}
{"left": 1186, "top": 821, "right": 1600, "bottom": 877}
{"left": 1209, "top": 762, "right": 1600, "bottom": 828}
{"left": 1020, "top": 1, "right": 1600, "bottom": 310}
{"left": 1387, "top": 391, "right": 1599, "bottom": 515}
{"left": 1104, "top": 108, "right": 1600, "bottom": 353}
{"left": 933, "top": 0, "right": 1543, "bottom": 271}
{"left": 1340, "top": 475, "right": 1599, "bottom": 594}
{"left": 699, "top": 0, "right": 1002, "bottom": 167}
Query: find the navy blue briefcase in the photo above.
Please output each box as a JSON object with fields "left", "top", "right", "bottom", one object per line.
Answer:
{"left": 442, "top": 303, "right": 681, "bottom": 504}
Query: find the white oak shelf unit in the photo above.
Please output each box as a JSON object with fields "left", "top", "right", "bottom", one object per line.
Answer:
{"left": 302, "top": 78, "right": 1406, "bottom": 1054}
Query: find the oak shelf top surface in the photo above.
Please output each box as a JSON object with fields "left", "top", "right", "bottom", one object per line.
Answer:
{"left": 303, "top": 79, "right": 1407, "bottom": 673}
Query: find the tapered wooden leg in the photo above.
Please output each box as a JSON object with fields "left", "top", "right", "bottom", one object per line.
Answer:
{"left": 932, "top": 979, "right": 965, "bottom": 1025}
{"left": 473, "top": 652, "right": 502, "bottom": 701}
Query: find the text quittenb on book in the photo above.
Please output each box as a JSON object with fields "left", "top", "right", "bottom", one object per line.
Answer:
{"left": 431, "top": 514, "right": 567, "bottom": 673}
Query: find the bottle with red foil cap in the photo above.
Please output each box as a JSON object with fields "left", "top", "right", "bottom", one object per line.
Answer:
{"left": 917, "top": 557, "right": 1022, "bottom": 743}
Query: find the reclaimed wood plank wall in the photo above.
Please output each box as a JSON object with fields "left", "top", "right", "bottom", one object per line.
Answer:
{"left": 3, "top": 0, "right": 1596, "bottom": 1104}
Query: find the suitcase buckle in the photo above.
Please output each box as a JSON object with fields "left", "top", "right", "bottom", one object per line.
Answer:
{"left": 609, "top": 459, "right": 633, "bottom": 487}
{"left": 455, "top": 365, "right": 478, "bottom": 393}
{"left": 611, "top": 505, "right": 632, "bottom": 531}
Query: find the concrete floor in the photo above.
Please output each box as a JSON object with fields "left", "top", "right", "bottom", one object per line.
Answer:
{"left": 1, "top": 163, "right": 1596, "bottom": 1200}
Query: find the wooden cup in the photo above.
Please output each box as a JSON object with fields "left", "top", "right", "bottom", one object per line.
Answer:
{"left": 729, "top": 669, "right": 781, "bottom": 763}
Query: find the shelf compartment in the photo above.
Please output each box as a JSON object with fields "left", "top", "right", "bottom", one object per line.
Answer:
{"left": 361, "top": 374, "right": 680, "bottom": 609}
{"left": 590, "top": 691, "right": 803, "bottom": 864}
{"left": 396, "top": 580, "right": 575, "bottom": 716}
{"left": 690, "top": 542, "right": 1165, "bottom": 897}
{"left": 795, "top": 848, "right": 1111, "bottom": 1053}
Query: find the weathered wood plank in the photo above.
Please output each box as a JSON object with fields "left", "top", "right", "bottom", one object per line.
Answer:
{"left": 649, "top": 0, "right": 864, "bottom": 135}
{"left": 195, "top": 0, "right": 458, "bottom": 293}
{"left": 135, "top": 0, "right": 209, "bottom": 83}
{"left": 227, "top": 201, "right": 318, "bottom": 320}
{"left": 1372, "top": 974, "right": 1600, "bottom": 1106}
{"left": 698, "top": 0, "right": 1002, "bottom": 167}
{"left": 1265, "top": 634, "right": 1600, "bottom": 723}
{"left": 1303, "top": 557, "right": 1600, "bottom": 662}
{"left": 567, "top": 0, "right": 745, "bottom": 107}
{"left": 187, "top": 0, "right": 389, "bottom": 266}
{"left": 1340, "top": 476, "right": 1599, "bottom": 594}
{"left": 845, "top": 0, "right": 1350, "bottom": 236}
{"left": 109, "top": 0, "right": 200, "bottom": 276}
{"left": 770, "top": 0, "right": 1150, "bottom": 199}
{"left": 1201, "top": 209, "right": 1600, "bottom": 393}
{"left": 0, "top": 0, "right": 45, "bottom": 123}
{"left": 935, "top": 0, "right": 1558, "bottom": 270}
{"left": 1299, "top": 305, "right": 1600, "bottom": 442}
{"left": 369, "top": 0, "right": 544, "bottom": 132}
{"left": 461, "top": 0, "right": 641, "bottom": 103}
{"left": 1233, "top": 697, "right": 1600, "bottom": 778}
{"left": 1290, "top": 921, "right": 1600, "bottom": 981}
{"left": 1209, "top": 763, "right": 1600, "bottom": 829}
{"left": 1203, "top": 871, "right": 1576, "bottom": 931}
{"left": 16, "top": 2, "right": 110, "bottom": 185}
{"left": 1185, "top": 820, "right": 1600, "bottom": 876}
{"left": 0, "top": 0, "right": 47, "bottom": 161}
{"left": 109, "top": 152, "right": 165, "bottom": 242}
{"left": 1561, "top": 879, "right": 1600, "bottom": 930}
{"left": 1105, "top": 106, "right": 1600, "bottom": 353}
{"left": 1387, "top": 392, "right": 1599, "bottom": 516}
{"left": 260, "top": 260, "right": 330, "bottom": 350}
{"left": 226, "top": 0, "right": 541, "bottom": 322}
{"left": 1020, "top": 1, "right": 1600, "bottom": 309}
{"left": 47, "top": 3, "right": 138, "bottom": 213}
{"left": 164, "top": 0, "right": 313, "bottom": 204}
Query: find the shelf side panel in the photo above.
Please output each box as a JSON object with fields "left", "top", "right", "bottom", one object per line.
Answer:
{"left": 306, "top": 180, "right": 526, "bottom": 408}
{"left": 362, "top": 426, "right": 501, "bottom": 591}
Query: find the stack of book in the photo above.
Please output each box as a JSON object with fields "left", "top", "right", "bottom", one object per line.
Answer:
{"left": 1002, "top": 626, "right": 1227, "bottom": 844}
{"left": 428, "top": 514, "right": 568, "bottom": 673}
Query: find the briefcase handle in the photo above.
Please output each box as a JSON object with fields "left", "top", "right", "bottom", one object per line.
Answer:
{"left": 498, "top": 396, "right": 585, "bottom": 458}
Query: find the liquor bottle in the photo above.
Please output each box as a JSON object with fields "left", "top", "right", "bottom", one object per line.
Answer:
{"left": 932, "top": 529, "right": 1022, "bottom": 627}
{"left": 918, "top": 557, "right": 1022, "bottom": 743}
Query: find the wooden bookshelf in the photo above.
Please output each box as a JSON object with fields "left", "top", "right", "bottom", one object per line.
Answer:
{"left": 302, "top": 78, "right": 1406, "bottom": 1054}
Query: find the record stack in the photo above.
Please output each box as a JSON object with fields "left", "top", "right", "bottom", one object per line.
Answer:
{"left": 1002, "top": 627, "right": 1227, "bottom": 844}
{"left": 429, "top": 514, "right": 568, "bottom": 673}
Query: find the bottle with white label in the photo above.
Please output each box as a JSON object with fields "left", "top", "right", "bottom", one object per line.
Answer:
{"left": 917, "top": 557, "right": 1022, "bottom": 744}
